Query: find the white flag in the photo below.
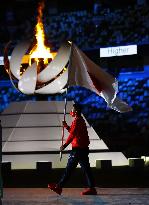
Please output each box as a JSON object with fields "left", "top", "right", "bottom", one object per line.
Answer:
{"left": 68, "top": 44, "right": 132, "bottom": 113}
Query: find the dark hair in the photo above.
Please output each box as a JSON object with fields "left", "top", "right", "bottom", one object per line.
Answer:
{"left": 73, "top": 104, "right": 82, "bottom": 113}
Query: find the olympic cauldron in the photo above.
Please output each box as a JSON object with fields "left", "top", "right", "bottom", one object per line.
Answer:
{"left": 6, "top": 40, "right": 71, "bottom": 95}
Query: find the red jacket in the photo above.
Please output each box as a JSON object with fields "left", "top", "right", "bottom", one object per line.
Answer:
{"left": 64, "top": 115, "right": 90, "bottom": 148}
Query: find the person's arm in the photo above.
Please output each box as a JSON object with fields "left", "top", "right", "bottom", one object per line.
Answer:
{"left": 64, "top": 118, "right": 78, "bottom": 147}
{"left": 61, "top": 118, "right": 78, "bottom": 150}
{"left": 60, "top": 121, "right": 71, "bottom": 151}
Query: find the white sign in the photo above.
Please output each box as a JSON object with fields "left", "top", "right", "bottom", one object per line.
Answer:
{"left": 100, "top": 45, "right": 137, "bottom": 57}
{"left": 0, "top": 56, "right": 11, "bottom": 65}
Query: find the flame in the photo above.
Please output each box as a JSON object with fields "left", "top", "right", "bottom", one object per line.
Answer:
{"left": 30, "top": 0, "right": 53, "bottom": 65}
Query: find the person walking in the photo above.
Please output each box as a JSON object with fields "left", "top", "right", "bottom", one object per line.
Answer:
{"left": 48, "top": 104, "right": 97, "bottom": 195}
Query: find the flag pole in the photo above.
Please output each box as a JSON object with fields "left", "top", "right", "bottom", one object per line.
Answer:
{"left": 60, "top": 42, "right": 72, "bottom": 161}
{"left": 60, "top": 87, "right": 68, "bottom": 161}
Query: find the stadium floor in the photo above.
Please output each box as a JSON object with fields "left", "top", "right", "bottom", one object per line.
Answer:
{"left": 2, "top": 187, "right": 149, "bottom": 205}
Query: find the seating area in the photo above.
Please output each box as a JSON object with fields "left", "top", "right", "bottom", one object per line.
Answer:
{"left": 0, "top": 3, "right": 149, "bottom": 54}
{"left": 0, "top": 77, "right": 149, "bottom": 122}
{"left": 46, "top": 4, "right": 149, "bottom": 50}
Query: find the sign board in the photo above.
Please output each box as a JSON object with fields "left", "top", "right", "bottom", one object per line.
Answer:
{"left": 100, "top": 45, "right": 137, "bottom": 57}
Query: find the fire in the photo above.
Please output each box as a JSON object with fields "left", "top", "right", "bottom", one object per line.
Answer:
{"left": 29, "top": 0, "right": 53, "bottom": 65}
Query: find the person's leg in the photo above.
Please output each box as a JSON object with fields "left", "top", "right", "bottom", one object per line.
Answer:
{"left": 79, "top": 154, "right": 95, "bottom": 188}
{"left": 57, "top": 150, "right": 78, "bottom": 188}
{"left": 48, "top": 150, "right": 78, "bottom": 195}
{"left": 78, "top": 149, "right": 97, "bottom": 195}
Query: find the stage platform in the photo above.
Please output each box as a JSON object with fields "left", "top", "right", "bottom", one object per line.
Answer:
{"left": 2, "top": 188, "right": 149, "bottom": 205}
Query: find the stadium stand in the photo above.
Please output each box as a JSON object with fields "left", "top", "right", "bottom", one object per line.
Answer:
{"left": 0, "top": 3, "right": 149, "bottom": 54}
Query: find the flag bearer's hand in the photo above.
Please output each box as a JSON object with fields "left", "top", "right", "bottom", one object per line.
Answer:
{"left": 60, "top": 144, "right": 66, "bottom": 151}
{"left": 62, "top": 121, "right": 67, "bottom": 127}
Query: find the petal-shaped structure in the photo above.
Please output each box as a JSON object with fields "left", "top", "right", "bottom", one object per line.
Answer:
{"left": 37, "top": 42, "right": 71, "bottom": 83}
{"left": 10, "top": 41, "right": 31, "bottom": 80}
{"left": 35, "top": 69, "right": 68, "bottom": 94}
{"left": 18, "top": 63, "right": 37, "bottom": 94}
